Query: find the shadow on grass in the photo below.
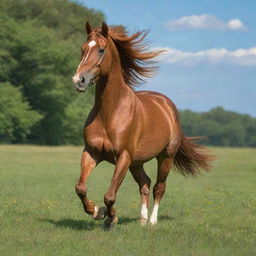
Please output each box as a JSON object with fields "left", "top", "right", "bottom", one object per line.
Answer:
{"left": 41, "top": 218, "right": 97, "bottom": 231}
{"left": 118, "top": 216, "right": 138, "bottom": 225}
{"left": 159, "top": 215, "right": 175, "bottom": 221}
{"left": 41, "top": 216, "right": 138, "bottom": 231}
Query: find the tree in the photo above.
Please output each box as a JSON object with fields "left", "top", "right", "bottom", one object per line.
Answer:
{"left": 180, "top": 107, "right": 256, "bottom": 147}
{"left": 0, "top": 0, "right": 104, "bottom": 144}
{"left": 0, "top": 82, "right": 42, "bottom": 143}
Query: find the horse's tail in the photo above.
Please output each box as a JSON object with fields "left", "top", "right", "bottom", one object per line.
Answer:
{"left": 173, "top": 136, "right": 214, "bottom": 176}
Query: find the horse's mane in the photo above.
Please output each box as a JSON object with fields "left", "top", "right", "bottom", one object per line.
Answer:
{"left": 108, "top": 26, "right": 164, "bottom": 86}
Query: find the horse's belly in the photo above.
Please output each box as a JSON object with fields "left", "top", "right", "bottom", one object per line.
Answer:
{"left": 132, "top": 128, "right": 171, "bottom": 163}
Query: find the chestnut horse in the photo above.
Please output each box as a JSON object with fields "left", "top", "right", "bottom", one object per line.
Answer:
{"left": 72, "top": 22, "right": 212, "bottom": 227}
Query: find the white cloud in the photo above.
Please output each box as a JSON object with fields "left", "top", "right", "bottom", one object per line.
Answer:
{"left": 157, "top": 47, "right": 256, "bottom": 66}
{"left": 165, "top": 14, "right": 247, "bottom": 31}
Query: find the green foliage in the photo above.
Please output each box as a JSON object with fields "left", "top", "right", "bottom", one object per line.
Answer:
{"left": 180, "top": 107, "right": 256, "bottom": 147}
{"left": 62, "top": 89, "right": 94, "bottom": 145}
{"left": 0, "top": 83, "right": 42, "bottom": 143}
{"left": 0, "top": 0, "right": 104, "bottom": 144}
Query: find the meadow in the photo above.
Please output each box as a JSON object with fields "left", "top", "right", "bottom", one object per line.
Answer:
{"left": 0, "top": 145, "right": 255, "bottom": 256}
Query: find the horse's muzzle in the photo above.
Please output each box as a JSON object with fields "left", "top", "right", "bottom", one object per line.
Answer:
{"left": 72, "top": 73, "right": 95, "bottom": 92}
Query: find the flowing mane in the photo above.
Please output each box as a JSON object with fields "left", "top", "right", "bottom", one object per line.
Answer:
{"left": 108, "top": 26, "right": 164, "bottom": 86}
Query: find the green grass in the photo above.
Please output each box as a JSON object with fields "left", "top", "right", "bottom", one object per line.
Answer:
{"left": 0, "top": 145, "right": 256, "bottom": 256}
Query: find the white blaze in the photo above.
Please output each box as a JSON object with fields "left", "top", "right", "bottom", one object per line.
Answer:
{"left": 88, "top": 40, "right": 96, "bottom": 47}
{"left": 72, "top": 40, "right": 97, "bottom": 83}
{"left": 81, "top": 40, "right": 96, "bottom": 65}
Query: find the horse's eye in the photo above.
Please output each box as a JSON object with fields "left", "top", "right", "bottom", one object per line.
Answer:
{"left": 98, "top": 48, "right": 105, "bottom": 54}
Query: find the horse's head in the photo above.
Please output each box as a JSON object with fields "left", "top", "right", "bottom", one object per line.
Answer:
{"left": 72, "top": 22, "right": 110, "bottom": 92}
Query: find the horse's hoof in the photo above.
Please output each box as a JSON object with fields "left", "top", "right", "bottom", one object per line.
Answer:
{"left": 148, "top": 220, "right": 157, "bottom": 226}
{"left": 140, "top": 217, "right": 147, "bottom": 226}
{"left": 93, "top": 206, "right": 107, "bottom": 220}
{"left": 104, "top": 216, "right": 118, "bottom": 228}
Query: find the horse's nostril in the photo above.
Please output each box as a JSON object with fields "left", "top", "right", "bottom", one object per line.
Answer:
{"left": 81, "top": 77, "right": 85, "bottom": 83}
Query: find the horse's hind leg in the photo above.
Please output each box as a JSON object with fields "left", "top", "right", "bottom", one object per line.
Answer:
{"left": 130, "top": 165, "right": 151, "bottom": 225}
{"left": 149, "top": 154, "right": 173, "bottom": 225}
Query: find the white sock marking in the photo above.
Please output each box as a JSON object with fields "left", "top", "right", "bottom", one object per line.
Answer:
{"left": 150, "top": 203, "right": 159, "bottom": 225}
{"left": 141, "top": 203, "right": 148, "bottom": 220}
{"left": 93, "top": 206, "right": 99, "bottom": 218}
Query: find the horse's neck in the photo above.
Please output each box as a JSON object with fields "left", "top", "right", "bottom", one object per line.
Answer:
{"left": 94, "top": 67, "right": 135, "bottom": 118}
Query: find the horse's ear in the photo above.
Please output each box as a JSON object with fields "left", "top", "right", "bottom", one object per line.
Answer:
{"left": 85, "top": 21, "right": 92, "bottom": 35}
{"left": 101, "top": 22, "right": 108, "bottom": 38}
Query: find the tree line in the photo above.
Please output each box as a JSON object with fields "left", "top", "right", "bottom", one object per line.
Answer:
{"left": 180, "top": 107, "right": 256, "bottom": 147}
{"left": 0, "top": 0, "right": 255, "bottom": 147}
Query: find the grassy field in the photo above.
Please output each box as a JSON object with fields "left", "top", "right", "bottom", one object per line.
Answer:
{"left": 0, "top": 145, "right": 255, "bottom": 256}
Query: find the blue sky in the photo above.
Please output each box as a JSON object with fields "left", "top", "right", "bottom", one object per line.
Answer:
{"left": 81, "top": 0, "right": 256, "bottom": 116}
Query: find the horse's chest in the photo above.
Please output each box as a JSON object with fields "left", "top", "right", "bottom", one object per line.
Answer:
{"left": 84, "top": 114, "right": 132, "bottom": 161}
{"left": 84, "top": 125, "right": 114, "bottom": 154}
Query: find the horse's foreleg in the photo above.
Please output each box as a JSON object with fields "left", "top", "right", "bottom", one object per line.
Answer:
{"left": 104, "top": 151, "right": 131, "bottom": 227}
{"left": 130, "top": 165, "right": 151, "bottom": 225}
{"left": 75, "top": 150, "right": 106, "bottom": 219}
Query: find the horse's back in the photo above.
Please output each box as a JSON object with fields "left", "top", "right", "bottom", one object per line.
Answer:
{"left": 136, "top": 90, "right": 179, "bottom": 113}
{"left": 135, "top": 90, "right": 180, "bottom": 126}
